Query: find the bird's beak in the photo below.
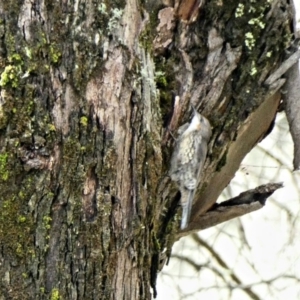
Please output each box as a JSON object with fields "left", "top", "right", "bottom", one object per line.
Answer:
{"left": 191, "top": 105, "right": 197, "bottom": 115}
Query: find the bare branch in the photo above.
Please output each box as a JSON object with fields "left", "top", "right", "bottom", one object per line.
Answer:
{"left": 191, "top": 234, "right": 261, "bottom": 300}
{"left": 265, "top": 49, "right": 300, "bottom": 86}
{"left": 178, "top": 182, "right": 283, "bottom": 237}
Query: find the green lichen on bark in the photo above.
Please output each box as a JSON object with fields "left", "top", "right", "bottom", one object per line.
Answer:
{"left": 155, "top": 56, "right": 179, "bottom": 122}
{"left": 0, "top": 175, "right": 35, "bottom": 259}
{"left": 0, "top": 152, "right": 9, "bottom": 180}
{"left": 62, "top": 138, "right": 85, "bottom": 191}
{"left": 0, "top": 19, "right": 61, "bottom": 137}
{"left": 50, "top": 288, "right": 60, "bottom": 300}
{"left": 0, "top": 0, "right": 64, "bottom": 268}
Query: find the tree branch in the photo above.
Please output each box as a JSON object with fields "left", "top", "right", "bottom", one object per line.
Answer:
{"left": 191, "top": 234, "right": 261, "bottom": 300}
{"left": 178, "top": 182, "right": 283, "bottom": 238}
{"left": 265, "top": 49, "right": 300, "bottom": 86}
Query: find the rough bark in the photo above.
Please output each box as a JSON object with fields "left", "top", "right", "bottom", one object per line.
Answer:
{"left": 0, "top": 0, "right": 294, "bottom": 299}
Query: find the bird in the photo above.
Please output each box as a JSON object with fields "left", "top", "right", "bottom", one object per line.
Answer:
{"left": 169, "top": 107, "right": 212, "bottom": 229}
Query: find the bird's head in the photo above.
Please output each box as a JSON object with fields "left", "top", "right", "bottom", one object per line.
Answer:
{"left": 190, "top": 106, "right": 212, "bottom": 140}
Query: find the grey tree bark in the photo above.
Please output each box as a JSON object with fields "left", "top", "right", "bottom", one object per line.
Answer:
{"left": 0, "top": 0, "right": 294, "bottom": 299}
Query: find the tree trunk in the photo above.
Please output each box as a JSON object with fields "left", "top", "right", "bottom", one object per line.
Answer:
{"left": 0, "top": 0, "right": 293, "bottom": 299}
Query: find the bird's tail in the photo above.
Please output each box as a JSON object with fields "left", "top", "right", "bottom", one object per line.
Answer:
{"left": 180, "top": 189, "right": 195, "bottom": 229}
